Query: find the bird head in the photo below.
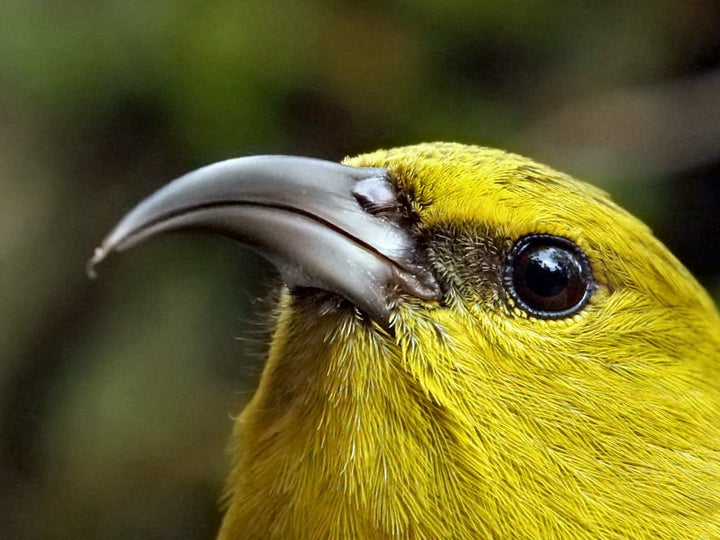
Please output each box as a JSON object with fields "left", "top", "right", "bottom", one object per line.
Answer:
{"left": 91, "top": 142, "right": 720, "bottom": 538}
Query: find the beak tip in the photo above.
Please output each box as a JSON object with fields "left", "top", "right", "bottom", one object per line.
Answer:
{"left": 87, "top": 246, "right": 109, "bottom": 279}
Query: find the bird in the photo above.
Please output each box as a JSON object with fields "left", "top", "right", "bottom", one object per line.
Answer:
{"left": 90, "top": 142, "right": 720, "bottom": 539}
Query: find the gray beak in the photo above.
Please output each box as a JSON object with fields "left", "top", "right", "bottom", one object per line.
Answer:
{"left": 89, "top": 155, "right": 441, "bottom": 325}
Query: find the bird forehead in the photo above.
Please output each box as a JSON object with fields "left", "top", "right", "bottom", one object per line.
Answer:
{"left": 346, "top": 142, "right": 624, "bottom": 241}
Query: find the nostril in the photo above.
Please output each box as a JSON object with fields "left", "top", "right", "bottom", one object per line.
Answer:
{"left": 352, "top": 175, "right": 404, "bottom": 219}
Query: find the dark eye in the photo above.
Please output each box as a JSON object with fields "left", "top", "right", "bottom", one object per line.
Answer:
{"left": 504, "top": 234, "right": 594, "bottom": 319}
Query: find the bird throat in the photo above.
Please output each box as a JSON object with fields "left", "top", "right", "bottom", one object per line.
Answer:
{"left": 217, "top": 292, "right": 448, "bottom": 538}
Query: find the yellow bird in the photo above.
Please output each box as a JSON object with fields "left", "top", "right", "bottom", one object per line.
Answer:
{"left": 91, "top": 143, "right": 720, "bottom": 539}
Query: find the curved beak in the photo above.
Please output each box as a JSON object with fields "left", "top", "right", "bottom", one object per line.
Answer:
{"left": 89, "top": 155, "right": 441, "bottom": 325}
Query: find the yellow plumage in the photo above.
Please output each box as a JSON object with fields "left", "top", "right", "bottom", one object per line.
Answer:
{"left": 221, "top": 144, "right": 720, "bottom": 539}
{"left": 94, "top": 142, "right": 720, "bottom": 539}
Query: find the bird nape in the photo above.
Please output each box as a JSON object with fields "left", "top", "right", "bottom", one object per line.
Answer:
{"left": 90, "top": 142, "right": 720, "bottom": 539}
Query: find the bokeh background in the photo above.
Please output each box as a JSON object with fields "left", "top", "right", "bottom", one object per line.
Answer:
{"left": 2, "top": 1, "right": 719, "bottom": 538}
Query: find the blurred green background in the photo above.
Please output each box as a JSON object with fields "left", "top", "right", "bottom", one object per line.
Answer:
{"left": 1, "top": 1, "right": 719, "bottom": 538}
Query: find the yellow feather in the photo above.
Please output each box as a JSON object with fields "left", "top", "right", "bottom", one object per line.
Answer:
{"left": 211, "top": 143, "right": 720, "bottom": 538}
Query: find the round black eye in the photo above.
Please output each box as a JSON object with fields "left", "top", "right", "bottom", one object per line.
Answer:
{"left": 504, "top": 235, "right": 594, "bottom": 319}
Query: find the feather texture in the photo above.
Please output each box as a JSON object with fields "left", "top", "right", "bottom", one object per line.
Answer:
{"left": 218, "top": 143, "right": 720, "bottom": 539}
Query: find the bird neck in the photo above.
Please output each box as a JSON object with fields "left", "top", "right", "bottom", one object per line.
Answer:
{"left": 218, "top": 296, "right": 439, "bottom": 539}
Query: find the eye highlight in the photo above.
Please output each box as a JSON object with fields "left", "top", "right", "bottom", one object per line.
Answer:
{"left": 504, "top": 234, "right": 594, "bottom": 319}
